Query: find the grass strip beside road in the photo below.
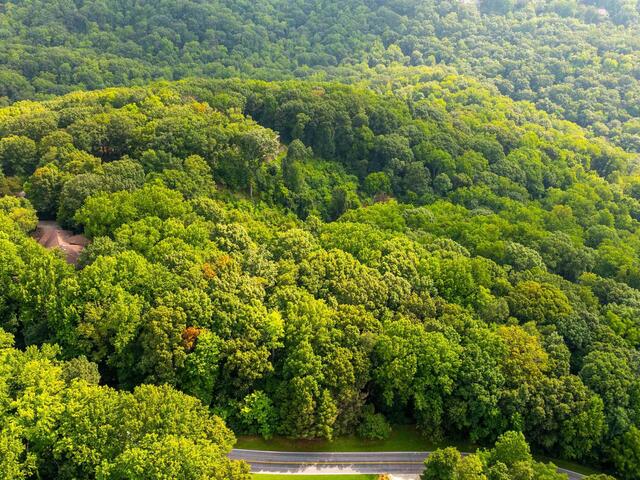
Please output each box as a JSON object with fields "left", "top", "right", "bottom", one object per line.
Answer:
{"left": 540, "top": 456, "right": 600, "bottom": 476}
{"left": 252, "top": 476, "right": 377, "bottom": 480}
{"left": 237, "top": 425, "right": 476, "bottom": 453}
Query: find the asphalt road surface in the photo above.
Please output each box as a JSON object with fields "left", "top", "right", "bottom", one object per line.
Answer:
{"left": 230, "top": 449, "right": 585, "bottom": 479}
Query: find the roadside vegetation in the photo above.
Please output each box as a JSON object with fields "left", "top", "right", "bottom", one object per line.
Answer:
{"left": 2, "top": 2, "right": 640, "bottom": 478}
{"left": 1, "top": 75, "right": 638, "bottom": 478}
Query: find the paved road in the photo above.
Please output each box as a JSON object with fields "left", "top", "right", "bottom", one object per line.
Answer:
{"left": 230, "top": 449, "right": 585, "bottom": 479}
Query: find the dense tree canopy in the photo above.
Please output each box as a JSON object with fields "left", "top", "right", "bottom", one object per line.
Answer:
{"left": 0, "top": 327, "right": 248, "bottom": 479}
{"left": 2, "top": 0, "right": 640, "bottom": 151}
{"left": 0, "top": 75, "right": 639, "bottom": 477}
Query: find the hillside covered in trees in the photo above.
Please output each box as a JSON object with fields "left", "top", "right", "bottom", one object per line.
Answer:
{"left": 0, "top": 71, "right": 639, "bottom": 478}
{"left": 2, "top": 0, "right": 640, "bottom": 151}
{"left": 3, "top": 1, "right": 640, "bottom": 479}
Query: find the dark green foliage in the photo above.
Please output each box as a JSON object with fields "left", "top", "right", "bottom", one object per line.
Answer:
{"left": 0, "top": 77, "right": 636, "bottom": 478}
{"left": 1, "top": 0, "right": 640, "bottom": 152}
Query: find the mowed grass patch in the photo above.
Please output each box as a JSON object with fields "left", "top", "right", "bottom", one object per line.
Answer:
{"left": 237, "top": 425, "right": 476, "bottom": 452}
{"left": 539, "top": 456, "right": 602, "bottom": 476}
{"left": 252, "top": 476, "right": 377, "bottom": 480}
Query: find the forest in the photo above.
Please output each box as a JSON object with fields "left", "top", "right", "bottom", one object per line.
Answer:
{"left": 1, "top": 1, "right": 640, "bottom": 480}
{"left": 2, "top": 0, "right": 640, "bottom": 151}
{"left": 0, "top": 72, "right": 638, "bottom": 478}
